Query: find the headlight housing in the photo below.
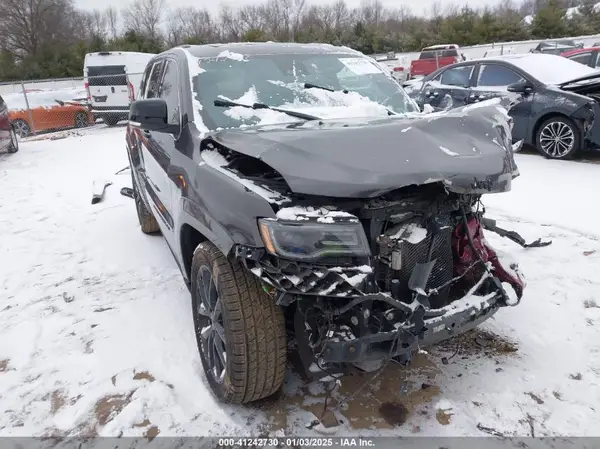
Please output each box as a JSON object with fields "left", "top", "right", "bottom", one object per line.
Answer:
{"left": 258, "top": 218, "right": 370, "bottom": 261}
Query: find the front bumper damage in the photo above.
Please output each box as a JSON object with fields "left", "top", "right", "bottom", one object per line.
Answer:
{"left": 317, "top": 274, "right": 502, "bottom": 364}
{"left": 234, "top": 191, "right": 534, "bottom": 378}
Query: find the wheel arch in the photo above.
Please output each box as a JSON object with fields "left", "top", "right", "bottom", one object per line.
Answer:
{"left": 178, "top": 213, "right": 237, "bottom": 284}
{"left": 180, "top": 222, "right": 210, "bottom": 283}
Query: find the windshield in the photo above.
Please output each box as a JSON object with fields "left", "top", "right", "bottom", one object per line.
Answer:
{"left": 510, "top": 54, "right": 597, "bottom": 85}
{"left": 189, "top": 52, "right": 418, "bottom": 130}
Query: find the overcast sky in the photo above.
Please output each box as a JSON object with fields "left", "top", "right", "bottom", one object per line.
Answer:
{"left": 74, "top": 0, "right": 506, "bottom": 17}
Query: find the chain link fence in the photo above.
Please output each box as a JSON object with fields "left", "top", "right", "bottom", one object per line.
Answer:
{"left": 0, "top": 72, "right": 145, "bottom": 138}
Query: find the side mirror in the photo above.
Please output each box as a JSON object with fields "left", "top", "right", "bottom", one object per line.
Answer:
{"left": 507, "top": 81, "right": 534, "bottom": 94}
{"left": 129, "top": 99, "right": 178, "bottom": 134}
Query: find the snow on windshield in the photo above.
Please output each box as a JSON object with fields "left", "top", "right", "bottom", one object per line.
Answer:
{"left": 507, "top": 53, "right": 597, "bottom": 85}
{"left": 219, "top": 82, "right": 395, "bottom": 126}
{"left": 189, "top": 52, "right": 419, "bottom": 130}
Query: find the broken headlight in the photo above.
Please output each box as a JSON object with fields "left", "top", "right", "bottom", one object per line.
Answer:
{"left": 258, "top": 219, "right": 370, "bottom": 260}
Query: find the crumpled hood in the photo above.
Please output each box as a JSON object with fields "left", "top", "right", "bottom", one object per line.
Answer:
{"left": 206, "top": 100, "right": 519, "bottom": 198}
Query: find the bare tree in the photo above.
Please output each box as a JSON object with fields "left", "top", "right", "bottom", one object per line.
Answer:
{"left": 331, "top": 0, "right": 350, "bottom": 32}
{"left": 238, "top": 5, "right": 267, "bottom": 32}
{"left": 219, "top": 4, "right": 243, "bottom": 41}
{"left": 166, "top": 6, "right": 216, "bottom": 46}
{"left": 123, "top": 0, "right": 165, "bottom": 38}
{"left": 104, "top": 6, "right": 119, "bottom": 40}
{"left": 0, "top": 0, "right": 78, "bottom": 55}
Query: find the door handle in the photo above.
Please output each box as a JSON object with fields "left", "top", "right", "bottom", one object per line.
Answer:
{"left": 142, "top": 130, "right": 151, "bottom": 138}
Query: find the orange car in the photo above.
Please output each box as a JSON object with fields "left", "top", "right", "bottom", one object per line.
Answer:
{"left": 6, "top": 90, "right": 94, "bottom": 137}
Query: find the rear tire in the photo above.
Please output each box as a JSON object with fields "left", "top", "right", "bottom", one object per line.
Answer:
{"left": 191, "top": 241, "right": 287, "bottom": 404}
{"left": 75, "top": 112, "right": 89, "bottom": 128}
{"left": 104, "top": 116, "right": 120, "bottom": 127}
{"left": 131, "top": 172, "right": 160, "bottom": 234}
{"left": 12, "top": 119, "right": 30, "bottom": 138}
{"left": 7, "top": 127, "right": 19, "bottom": 153}
{"left": 535, "top": 116, "right": 581, "bottom": 160}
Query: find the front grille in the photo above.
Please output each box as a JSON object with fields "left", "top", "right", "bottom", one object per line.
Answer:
{"left": 393, "top": 227, "right": 454, "bottom": 307}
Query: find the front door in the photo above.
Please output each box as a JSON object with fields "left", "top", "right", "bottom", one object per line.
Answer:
{"left": 420, "top": 63, "right": 475, "bottom": 109}
{"left": 141, "top": 59, "right": 183, "bottom": 248}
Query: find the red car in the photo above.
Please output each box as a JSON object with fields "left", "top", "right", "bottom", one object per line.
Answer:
{"left": 0, "top": 94, "right": 18, "bottom": 153}
{"left": 561, "top": 47, "right": 600, "bottom": 69}
{"left": 409, "top": 44, "right": 464, "bottom": 79}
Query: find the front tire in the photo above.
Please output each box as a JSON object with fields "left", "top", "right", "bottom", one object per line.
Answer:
{"left": 131, "top": 172, "right": 160, "bottom": 234}
{"left": 7, "top": 127, "right": 19, "bottom": 153}
{"left": 191, "top": 241, "right": 287, "bottom": 404}
{"left": 12, "top": 119, "right": 30, "bottom": 138}
{"left": 535, "top": 116, "right": 581, "bottom": 159}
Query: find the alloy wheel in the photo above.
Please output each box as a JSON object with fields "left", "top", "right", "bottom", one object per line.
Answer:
{"left": 12, "top": 120, "right": 30, "bottom": 138}
{"left": 196, "top": 265, "right": 227, "bottom": 383}
{"left": 539, "top": 121, "right": 575, "bottom": 158}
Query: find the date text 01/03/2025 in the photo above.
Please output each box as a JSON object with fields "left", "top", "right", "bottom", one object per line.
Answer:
{"left": 217, "top": 438, "right": 376, "bottom": 447}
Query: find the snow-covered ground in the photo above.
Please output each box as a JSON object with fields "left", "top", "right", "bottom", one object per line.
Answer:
{"left": 0, "top": 127, "right": 599, "bottom": 438}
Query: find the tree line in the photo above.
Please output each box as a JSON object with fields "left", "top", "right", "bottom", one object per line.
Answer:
{"left": 0, "top": 0, "right": 599, "bottom": 82}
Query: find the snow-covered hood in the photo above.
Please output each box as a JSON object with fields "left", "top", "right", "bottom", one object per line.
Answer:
{"left": 557, "top": 72, "right": 600, "bottom": 90}
{"left": 205, "top": 100, "right": 519, "bottom": 198}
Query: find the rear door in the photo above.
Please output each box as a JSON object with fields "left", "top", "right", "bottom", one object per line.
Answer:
{"left": 471, "top": 62, "right": 534, "bottom": 142}
{"left": 421, "top": 63, "right": 475, "bottom": 108}
{"left": 0, "top": 95, "right": 10, "bottom": 149}
{"left": 87, "top": 65, "right": 129, "bottom": 109}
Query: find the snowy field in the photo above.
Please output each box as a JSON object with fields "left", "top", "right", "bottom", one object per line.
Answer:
{"left": 0, "top": 126, "right": 599, "bottom": 438}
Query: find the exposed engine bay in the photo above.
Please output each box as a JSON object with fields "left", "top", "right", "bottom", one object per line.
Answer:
{"left": 212, "top": 143, "right": 527, "bottom": 378}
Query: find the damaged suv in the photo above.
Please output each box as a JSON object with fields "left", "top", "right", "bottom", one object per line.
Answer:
{"left": 126, "top": 43, "right": 526, "bottom": 404}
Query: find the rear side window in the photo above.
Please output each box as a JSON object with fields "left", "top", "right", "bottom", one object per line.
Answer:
{"left": 436, "top": 65, "right": 474, "bottom": 86}
{"left": 87, "top": 65, "right": 127, "bottom": 86}
{"left": 420, "top": 49, "right": 459, "bottom": 59}
{"left": 568, "top": 52, "right": 592, "bottom": 66}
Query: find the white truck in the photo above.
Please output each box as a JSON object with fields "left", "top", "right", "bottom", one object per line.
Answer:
{"left": 83, "top": 51, "right": 155, "bottom": 126}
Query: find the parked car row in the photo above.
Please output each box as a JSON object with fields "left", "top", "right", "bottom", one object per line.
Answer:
{"left": 0, "top": 50, "right": 157, "bottom": 142}
{"left": 403, "top": 52, "right": 600, "bottom": 159}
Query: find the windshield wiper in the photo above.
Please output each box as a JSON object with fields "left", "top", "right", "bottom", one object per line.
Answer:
{"left": 303, "top": 82, "right": 398, "bottom": 116}
{"left": 213, "top": 98, "right": 321, "bottom": 121}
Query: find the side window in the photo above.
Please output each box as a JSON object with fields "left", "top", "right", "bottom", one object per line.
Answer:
{"left": 435, "top": 65, "right": 474, "bottom": 87}
{"left": 139, "top": 64, "right": 154, "bottom": 99}
{"left": 158, "top": 60, "right": 181, "bottom": 126}
{"left": 477, "top": 64, "right": 524, "bottom": 87}
{"left": 145, "top": 61, "right": 164, "bottom": 99}
{"left": 569, "top": 52, "right": 592, "bottom": 66}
